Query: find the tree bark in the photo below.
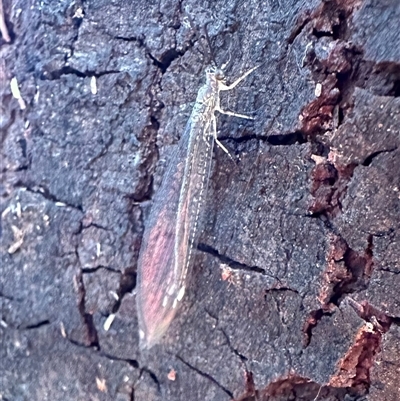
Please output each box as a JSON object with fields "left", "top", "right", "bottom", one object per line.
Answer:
{"left": 1, "top": 0, "right": 399, "bottom": 400}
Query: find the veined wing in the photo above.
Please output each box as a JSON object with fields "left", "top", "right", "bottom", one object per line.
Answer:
{"left": 136, "top": 114, "right": 214, "bottom": 348}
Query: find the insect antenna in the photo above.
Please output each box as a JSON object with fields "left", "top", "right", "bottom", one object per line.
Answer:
{"left": 183, "top": 6, "right": 218, "bottom": 69}
{"left": 201, "top": 20, "right": 218, "bottom": 67}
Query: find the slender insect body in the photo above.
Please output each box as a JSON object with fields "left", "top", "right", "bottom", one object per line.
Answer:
{"left": 136, "top": 65, "right": 257, "bottom": 348}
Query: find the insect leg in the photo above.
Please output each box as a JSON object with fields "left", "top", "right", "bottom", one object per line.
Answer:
{"left": 212, "top": 114, "right": 235, "bottom": 161}
{"left": 217, "top": 65, "right": 259, "bottom": 119}
{"left": 219, "top": 65, "right": 259, "bottom": 91}
{"left": 215, "top": 87, "right": 254, "bottom": 120}
{"left": 215, "top": 107, "right": 254, "bottom": 120}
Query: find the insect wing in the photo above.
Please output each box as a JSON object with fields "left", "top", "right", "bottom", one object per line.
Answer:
{"left": 136, "top": 115, "right": 214, "bottom": 348}
{"left": 174, "top": 121, "right": 214, "bottom": 294}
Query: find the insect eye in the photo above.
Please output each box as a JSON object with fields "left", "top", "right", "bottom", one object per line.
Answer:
{"left": 215, "top": 69, "right": 225, "bottom": 80}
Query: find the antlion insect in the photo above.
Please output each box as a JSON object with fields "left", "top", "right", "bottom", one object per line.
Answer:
{"left": 136, "top": 62, "right": 258, "bottom": 349}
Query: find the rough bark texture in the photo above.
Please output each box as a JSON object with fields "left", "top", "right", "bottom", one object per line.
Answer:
{"left": 0, "top": 0, "right": 399, "bottom": 400}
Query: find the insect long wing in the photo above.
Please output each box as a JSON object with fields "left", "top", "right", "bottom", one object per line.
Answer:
{"left": 174, "top": 120, "right": 214, "bottom": 294}
{"left": 136, "top": 116, "right": 214, "bottom": 348}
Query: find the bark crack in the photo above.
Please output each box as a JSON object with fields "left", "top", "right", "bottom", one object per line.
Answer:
{"left": 175, "top": 354, "right": 234, "bottom": 399}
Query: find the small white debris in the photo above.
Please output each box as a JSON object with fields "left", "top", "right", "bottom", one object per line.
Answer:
{"left": 15, "top": 202, "right": 22, "bottom": 219}
{"left": 311, "top": 154, "right": 325, "bottom": 165}
{"left": 96, "top": 377, "right": 107, "bottom": 392}
{"left": 365, "top": 322, "right": 374, "bottom": 333}
{"left": 10, "top": 77, "right": 26, "bottom": 110}
{"left": 73, "top": 7, "right": 84, "bottom": 19}
{"left": 315, "top": 82, "right": 322, "bottom": 97}
{"left": 55, "top": 202, "right": 66, "bottom": 207}
{"left": 1, "top": 206, "right": 10, "bottom": 219}
{"left": 60, "top": 322, "right": 67, "bottom": 337}
{"left": 139, "top": 329, "right": 145, "bottom": 339}
{"left": 8, "top": 225, "right": 24, "bottom": 254}
{"left": 103, "top": 314, "right": 115, "bottom": 331}
{"left": 220, "top": 264, "right": 240, "bottom": 287}
{"left": 162, "top": 295, "right": 169, "bottom": 307}
{"left": 90, "top": 76, "right": 97, "bottom": 95}
{"left": 109, "top": 291, "right": 119, "bottom": 301}
{"left": 167, "top": 369, "right": 177, "bottom": 381}
{"left": 34, "top": 88, "right": 40, "bottom": 103}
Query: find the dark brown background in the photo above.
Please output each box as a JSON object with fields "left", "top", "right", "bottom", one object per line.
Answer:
{"left": 1, "top": 0, "right": 399, "bottom": 400}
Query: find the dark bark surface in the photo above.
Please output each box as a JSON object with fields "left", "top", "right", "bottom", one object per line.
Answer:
{"left": 1, "top": 0, "right": 399, "bottom": 400}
